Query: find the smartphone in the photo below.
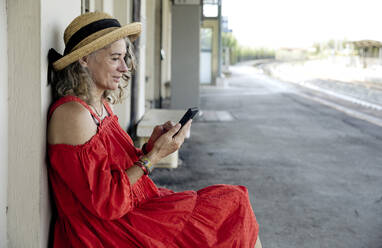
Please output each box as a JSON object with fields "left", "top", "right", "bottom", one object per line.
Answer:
{"left": 174, "top": 107, "right": 199, "bottom": 136}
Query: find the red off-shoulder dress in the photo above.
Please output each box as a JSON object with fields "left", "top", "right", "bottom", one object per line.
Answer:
{"left": 48, "top": 96, "right": 259, "bottom": 248}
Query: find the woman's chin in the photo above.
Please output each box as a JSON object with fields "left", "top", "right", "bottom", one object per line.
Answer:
{"left": 108, "top": 82, "right": 119, "bottom": 90}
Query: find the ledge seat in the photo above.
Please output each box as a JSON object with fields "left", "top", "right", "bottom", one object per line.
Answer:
{"left": 137, "top": 109, "right": 190, "bottom": 168}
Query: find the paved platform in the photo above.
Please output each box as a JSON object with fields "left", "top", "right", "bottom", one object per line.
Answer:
{"left": 151, "top": 63, "right": 382, "bottom": 248}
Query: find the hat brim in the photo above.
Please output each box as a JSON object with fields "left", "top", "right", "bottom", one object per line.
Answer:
{"left": 53, "top": 22, "right": 141, "bottom": 71}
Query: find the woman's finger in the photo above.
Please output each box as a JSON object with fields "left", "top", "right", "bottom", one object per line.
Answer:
{"left": 150, "top": 125, "right": 163, "bottom": 138}
{"left": 163, "top": 121, "right": 174, "bottom": 131}
{"left": 179, "top": 120, "right": 192, "bottom": 135}
{"left": 166, "top": 123, "right": 181, "bottom": 137}
{"left": 163, "top": 121, "right": 173, "bottom": 132}
{"left": 173, "top": 120, "right": 192, "bottom": 142}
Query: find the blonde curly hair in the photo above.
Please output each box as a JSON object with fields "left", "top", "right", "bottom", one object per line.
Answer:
{"left": 51, "top": 37, "right": 136, "bottom": 104}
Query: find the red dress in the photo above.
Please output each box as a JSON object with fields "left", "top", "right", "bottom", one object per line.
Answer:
{"left": 48, "top": 96, "right": 259, "bottom": 248}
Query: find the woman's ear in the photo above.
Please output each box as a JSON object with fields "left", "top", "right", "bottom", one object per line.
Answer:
{"left": 78, "top": 56, "right": 88, "bottom": 68}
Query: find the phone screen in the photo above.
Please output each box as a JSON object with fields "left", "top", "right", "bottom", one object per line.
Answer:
{"left": 174, "top": 107, "right": 199, "bottom": 136}
{"left": 179, "top": 107, "right": 199, "bottom": 127}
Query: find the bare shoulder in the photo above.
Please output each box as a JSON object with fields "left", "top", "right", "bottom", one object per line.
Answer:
{"left": 48, "top": 101, "right": 97, "bottom": 145}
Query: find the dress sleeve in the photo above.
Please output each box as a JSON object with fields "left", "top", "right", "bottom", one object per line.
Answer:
{"left": 49, "top": 140, "right": 134, "bottom": 220}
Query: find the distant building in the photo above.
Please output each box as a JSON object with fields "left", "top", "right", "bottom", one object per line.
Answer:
{"left": 222, "top": 16, "right": 232, "bottom": 33}
{"left": 351, "top": 40, "right": 382, "bottom": 58}
{"left": 351, "top": 40, "right": 382, "bottom": 67}
{"left": 200, "top": 0, "right": 222, "bottom": 85}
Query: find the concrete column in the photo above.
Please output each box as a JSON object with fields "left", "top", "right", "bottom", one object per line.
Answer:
{"left": 137, "top": 0, "right": 147, "bottom": 119}
{"left": 94, "top": 0, "right": 103, "bottom": 13}
{"left": 0, "top": 0, "right": 8, "bottom": 246}
{"left": 129, "top": 0, "right": 147, "bottom": 134}
{"left": 114, "top": 0, "right": 132, "bottom": 25}
{"left": 113, "top": 0, "right": 133, "bottom": 130}
{"left": 145, "top": 0, "right": 162, "bottom": 108}
{"left": 154, "top": 0, "right": 162, "bottom": 107}
{"left": 103, "top": 0, "right": 114, "bottom": 14}
{"left": 94, "top": 0, "right": 114, "bottom": 15}
{"left": 171, "top": 4, "right": 200, "bottom": 109}
{"left": 145, "top": 0, "right": 156, "bottom": 108}
{"left": 7, "top": 0, "right": 80, "bottom": 246}
{"left": 217, "top": 0, "right": 222, "bottom": 77}
{"left": 161, "top": 0, "right": 172, "bottom": 100}
{"left": 94, "top": 0, "right": 135, "bottom": 131}
{"left": 88, "top": 0, "right": 96, "bottom": 11}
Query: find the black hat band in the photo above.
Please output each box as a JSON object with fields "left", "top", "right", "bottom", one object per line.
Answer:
{"left": 64, "top": 18, "right": 121, "bottom": 55}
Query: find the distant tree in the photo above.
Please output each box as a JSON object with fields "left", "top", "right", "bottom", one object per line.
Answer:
{"left": 327, "top": 39, "right": 335, "bottom": 49}
{"left": 222, "top": 32, "right": 238, "bottom": 48}
{"left": 222, "top": 32, "right": 275, "bottom": 64}
{"left": 313, "top": 42, "right": 321, "bottom": 54}
{"left": 222, "top": 32, "right": 239, "bottom": 64}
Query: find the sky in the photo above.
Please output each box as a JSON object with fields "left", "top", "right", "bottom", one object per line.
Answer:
{"left": 221, "top": 0, "right": 382, "bottom": 49}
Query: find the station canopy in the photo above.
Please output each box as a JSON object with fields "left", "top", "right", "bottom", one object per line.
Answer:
{"left": 352, "top": 40, "right": 382, "bottom": 48}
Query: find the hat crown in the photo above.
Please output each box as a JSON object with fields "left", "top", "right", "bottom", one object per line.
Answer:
{"left": 64, "top": 12, "right": 114, "bottom": 45}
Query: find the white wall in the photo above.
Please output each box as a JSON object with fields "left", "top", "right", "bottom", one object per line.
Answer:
{"left": 8, "top": 1, "right": 41, "bottom": 246}
{"left": 7, "top": 0, "right": 80, "bottom": 247}
{"left": 41, "top": 1, "right": 80, "bottom": 247}
{"left": 0, "top": 0, "right": 8, "bottom": 246}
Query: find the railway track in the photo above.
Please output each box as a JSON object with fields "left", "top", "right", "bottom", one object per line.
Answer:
{"left": 253, "top": 60, "right": 382, "bottom": 126}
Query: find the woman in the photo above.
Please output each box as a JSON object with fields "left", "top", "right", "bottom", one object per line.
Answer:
{"left": 48, "top": 12, "right": 260, "bottom": 248}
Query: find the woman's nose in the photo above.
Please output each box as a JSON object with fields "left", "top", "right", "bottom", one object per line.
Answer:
{"left": 118, "top": 58, "right": 128, "bottom": 72}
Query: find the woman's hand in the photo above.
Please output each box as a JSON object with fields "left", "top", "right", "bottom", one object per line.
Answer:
{"left": 146, "top": 120, "right": 192, "bottom": 165}
{"left": 145, "top": 121, "right": 174, "bottom": 153}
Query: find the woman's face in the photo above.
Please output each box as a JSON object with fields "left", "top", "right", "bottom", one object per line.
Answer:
{"left": 82, "top": 39, "right": 128, "bottom": 92}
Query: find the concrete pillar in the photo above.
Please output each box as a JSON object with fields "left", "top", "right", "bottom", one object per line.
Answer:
{"left": 102, "top": 0, "right": 114, "bottom": 14}
{"left": 93, "top": 0, "right": 137, "bottom": 131}
{"left": 7, "top": 0, "right": 80, "bottom": 246}
{"left": 217, "top": 0, "right": 222, "bottom": 77}
{"left": 137, "top": 0, "right": 147, "bottom": 119}
{"left": 114, "top": 0, "right": 133, "bottom": 25}
{"left": 171, "top": 4, "right": 200, "bottom": 109}
{"left": 145, "top": 0, "right": 162, "bottom": 108}
{"left": 93, "top": 0, "right": 114, "bottom": 17}
{"left": 154, "top": 0, "right": 162, "bottom": 107}
{"left": 0, "top": 0, "right": 8, "bottom": 246}
{"left": 145, "top": 0, "right": 156, "bottom": 108}
{"left": 161, "top": 0, "right": 172, "bottom": 100}
{"left": 113, "top": 0, "right": 133, "bottom": 130}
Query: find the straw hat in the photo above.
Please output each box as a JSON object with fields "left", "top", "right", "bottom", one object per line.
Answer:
{"left": 49, "top": 12, "right": 141, "bottom": 71}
